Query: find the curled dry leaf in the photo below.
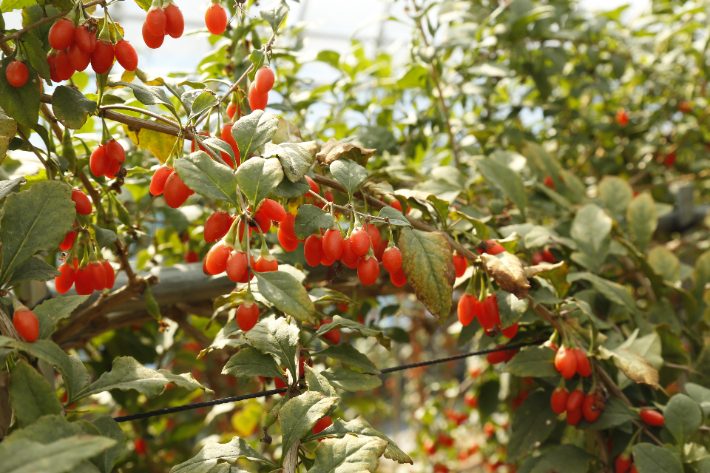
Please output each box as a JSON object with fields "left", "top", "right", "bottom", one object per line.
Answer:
{"left": 316, "top": 138, "right": 377, "bottom": 166}
{"left": 599, "top": 346, "right": 660, "bottom": 389}
{"left": 480, "top": 252, "right": 531, "bottom": 299}
{"left": 525, "top": 261, "right": 566, "bottom": 278}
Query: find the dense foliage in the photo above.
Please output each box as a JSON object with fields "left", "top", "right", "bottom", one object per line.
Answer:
{"left": 0, "top": 0, "right": 709, "bottom": 472}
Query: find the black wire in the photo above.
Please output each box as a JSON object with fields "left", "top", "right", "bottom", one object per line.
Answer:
{"left": 113, "top": 340, "right": 541, "bottom": 423}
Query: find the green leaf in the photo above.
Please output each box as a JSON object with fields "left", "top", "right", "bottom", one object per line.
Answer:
{"left": 497, "top": 289, "right": 528, "bottom": 329}
{"left": 307, "top": 315, "right": 390, "bottom": 350}
{"left": 222, "top": 347, "right": 286, "bottom": 382}
{"left": 398, "top": 228, "right": 455, "bottom": 321}
{"left": 200, "top": 137, "right": 235, "bottom": 164}
{"left": 280, "top": 391, "right": 338, "bottom": 456}
{"left": 293, "top": 204, "right": 335, "bottom": 239}
{"left": 92, "top": 224, "right": 117, "bottom": 248}
{"left": 686, "top": 383, "right": 710, "bottom": 417}
{"left": 570, "top": 204, "right": 612, "bottom": 273}
{"left": 262, "top": 141, "right": 318, "bottom": 183}
{"left": 309, "top": 435, "right": 388, "bottom": 473}
{"left": 175, "top": 151, "right": 238, "bottom": 206}
{"left": 306, "top": 416, "right": 412, "bottom": 464}
{"left": 664, "top": 394, "right": 703, "bottom": 445}
{"left": 72, "top": 356, "right": 211, "bottom": 402}
{"left": 19, "top": 33, "right": 50, "bottom": 82}
{"left": 473, "top": 157, "right": 527, "bottom": 219}
{"left": 507, "top": 390, "right": 558, "bottom": 462}
{"left": 504, "top": 347, "right": 559, "bottom": 378}
{"left": 0, "top": 435, "right": 117, "bottom": 473}
{"left": 0, "top": 181, "right": 75, "bottom": 287}
{"left": 108, "top": 81, "right": 178, "bottom": 119}
{"left": 34, "top": 295, "right": 90, "bottom": 339}
{"left": 305, "top": 365, "right": 337, "bottom": 397}
{"left": 1, "top": 0, "right": 37, "bottom": 12}
{"left": 568, "top": 272, "right": 642, "bottom": 316}
{"left": 632, "top": 443, "right": 683, "bottom": 473}
{"left": 0, "top": 55, "right": 40, "bottom": 127}
{"left": 320, "top": 366, "right": 382, "bottom": 392}
{"left": 627, "top": 193, "right": 657, "bottom": 251}
{"left": 330, "top": 159, "right": 368, "bottom": 200}
{"left": 53, "top": 86, "right": 97, "bottom": 130}
{"left": 260, "top": 0, "right": 289, "bottom": 33}
{"left": 170, "top": 436, "right": 277, "bottom": 473}
{"left": 65, "top": 355, "right": 90, "bottom": 403}
{"left": 377, "top": 206, "right": 411, "bottom": 226}
{"left": 0, "top": 110, "right": 17, "bottom": 165}
{"left": 314, "top": 344, "right": 380, "bottom": 375}
{"left": 90, "top": 417, "right": 126, "bottom": 473}
{"left": 578, "top": 398, "right": 634, "bottom": 431}
{"left": 186, "top": 90, "right": 218, "bottom": 119}
{"left": 272, "top": 176, "right": 310, "bottom": 198}
{"left": 529, "top": 445, "right": 596, "bottom": 473}
{"left": 236, "top": 157, "right": 284, "bottom": 207}
{"left": 254, "top": 270, "right": 315, "bottom": 321}
{"left": 648, "top": 247, "right": 680, "bottom": 283}
{"left": 316, "top": 50, "right": 340, "bottom": 68}
{"left": 8, "top": 360, "right": 62, "bottom": 428}
{"left": 598, "top": 176, "right": 633, "bottom": 219}
{"left": 244, "top": 317, "right": 299, "bottom": 380}
{"left": 5, "top": 255, "right": 60, "bottom": 287}
{"left": 232, "top": 110, "right": 279, "bottom": 159}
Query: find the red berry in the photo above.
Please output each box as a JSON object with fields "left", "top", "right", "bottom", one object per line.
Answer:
{"left": 91, "top": 40, "right": 115, "bottom": 75}
{"left": 322, "top": 229, "right": 344, "bottom": 261}
{"left": 74, "top": 267, "right": 93, "bottom": 295}
{"left": 616, "top": 109, "right": 629, "bottom": 126}
{"left": 630, "top": 466, "right": 638, "bottom": 473}
{"left": 254, "top": 210, "right": 272, "bottom": 233}
{"left": 325, "top": 190, "right": 334, "bottom": 202}
{"left": 71, "top": 189, "right": 92, "bottom": 215}
{"left": 248, "top": 82, "right": 268, "bottom": 111}
{"left": 365, "top": 223, "right": 381, "bottom": 250}
{"left": 274, "top": 377, "right": 287, "bottom": 390}
{"left": 103, "top": 260, "right": 115, "bottom": 289}
{"left": 254, "top": 255, "right": 278, "bottom": 272}
{"left": 501, "top": 322, "right": 518, "bottom": 339}
{"left": 555, "top": 346, "right": 577, "bottom": 379}
{"left": 5, "top": 60, "right": 29, "bottom": 87}
{"left": 664, "top": 152, "right": 676, "bottom": 168}
{"left": 453, "top": 253, "right": 467, "bottom": 278}
{"left": 87, "top": 262, "right": 107, "bottom": 291}
{"left": 150, "top": 165, "right": 172, "bottom": 196}
{"left": 237, "top": 302, "right": 260, "bottom": 331}
{"left": 205, "top": 242, "right": 230, "bottom": 275}
{"left": 567, "top": 389, "right": 584, "bottom": 412}
{"left": 390, "top": 268, "right": 406, "bottom": 287}
{"left": 574, "top": 349, "right": 592, "bottom": 377}
{"left": 184, "top": 250, "right": 199, "bottom": 263}
{"left": 55, "top": 50, "right": 75, "bottom": 81}
{"left": 550, "top": 387, "right": 568, "bottom": 414}
{"left": 566, "top": 407, "right": 583, "bottom": 426}
{"left": 312, "top": 416, "right": 332, "bottom": 435}
{"left": 146, "top": 7, "right": 167, "bottom": 36}
{"left": 487, "top": 345, "right": 509, "bottom": 364}
{"left": 47, "top": 55, "right": 60, "bottom": 83}
{"left": 164, "top": 171, "right": 194, "bottom": 208}
{"left": 639, "top": 409, "right": 664, "bottom": 426}
{"left": 382, "top": 247, "right": 402, "bottom": 273}
{"left": 615, "top": 454, "right": 632, "bottom": 473}
{"left": 76, "top": 24, "right": 96, "bottom": 53}
{"left": 532, "top": 252, "right": 544, "bottom": 265}
{"left": 374, "top": 238, "right": 388, "bottom": 262}
{"left": 357, "top": 255, "right": 379, "bottom": 285}
{"left": 678, "top": 101, "right": 692, "bottom": 114}
{"left": 350, "top": 227, "right": 370, "bottom": 256}
{"left": 477, "top": 295, "right": 500, "bottom": 330}
{"left": 115, "top": 40, "right": 138, "bottom": 71}
{"left": 142, "top": 22, "right": 165, "bottom": 49}
{"left": 304, "top": 234, "right": 324, "bottom": 267}
{"left": 48, "top": 18, "right": 76, "bottom": 51}
{"left": 340, "top": 238, "right": 360, "bottom": 269}
{"left": 484, "top": 240, "right": 506, "bottom": 255}
{"left": 464, "top": 393, "right": 478, "bottom": 408}
{"left": 226, "top": 102, "right": 238, "bottom": 120}
{"left": 583, "top": 393, "right": 600, "bottom": 422}
{"left": 106, "top": 140, "right": 125, "bottom": 164}
{"left": 204, "top": 210, "right": 233, "bottom": 243}
{"left": 544, "top": 176, "right": 555, "bottom": 189}
{"left": 226, "top": 250, "right": 247, "bottom": 281}
{"left": 55, "top": 263, "right": 75, "bottom": 294}
{"left": 542, "top": 248, "right": 555, "bottom": 263}
{"left": 164, "top": 3, "right": 185, "bottom": 38}
{"left": 205, "top": 3, "right": 228, "bottom": 35}
{"left": 305, "top": 176, "right": 319, "bottom": 195}
{"left": 457, "top": 294, "right": 477, "bottom": 326}
{"left": 254, "top": 66, "right": 275, "bottom": 93}
{"left": 13, "top": 309, "right": 39, "bottom": 342}
{"left": 134, "top": 438, "right": 147, "bottom": 455}
{"left": 319, "top": 318, "right": 341, "bottom": 344}
{"left": 68, "top": 42, "right": 91, "bottom": 71}
{"left": 219, "top": 122, "right": 239, "bottom": 168}
{"left": 278, "top": 228, "right": 299, "bottom": 252}
{"left": 390, "top": 199, "right": 402, "bottom": 211}
{"left": 60, "top": 231, "right": 77, "bottom": 251}
{"left": 90, "top": 145, "right": 108, "bottom": 177}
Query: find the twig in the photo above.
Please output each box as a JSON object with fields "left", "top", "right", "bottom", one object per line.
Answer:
{"left": 0, "top": 306, "right": 20, "bottom": 341}
{"left": 100, "top": 105, "right": 182, "bottom": 128}
{"left": 16, "top": 129, "right": 53, "bottom": 178}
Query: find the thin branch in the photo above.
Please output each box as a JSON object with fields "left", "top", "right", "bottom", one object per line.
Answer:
{"left": 0, "top": 305, "right": 21, "bottom": 341}
{"left": 100, "top": 105, "right": 182, "bottom": 128}
{"left": 16, "top": 129, "right": 53, "bottom": 178}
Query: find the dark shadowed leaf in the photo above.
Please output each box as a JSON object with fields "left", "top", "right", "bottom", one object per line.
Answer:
{"left": 34, "top": 295, "right": 90, "bottom": 339}
{"left": 632, "top": 443, "right": 683, "bottom": 473}
{"left": 627, "top": 193, "right": 657, "bottom": 251}
{"left": 5, "top": 255, "right": 60, "bottom": 287}
{"left": 245, "top": 317, "right": 299, "bottom": 379}
{"left": 474, "top": 157, "right": 527, "bottom": 219}
{"left": 570, "top": 204, "right": 612, "bottom": 273}
{"left": 8, "top": 360, "right": 61, "bottom": 428}
{"left": 664, "top": 394, "right": 702, "bottom": 445}
{"left": 314, "top": 344, "right": 380, "bottom": 375}
{"left": 504, "top": 347, "right": 559, "bottom": 378}
{"left": 53, "top": 86, "right": 97, "bottom": 129}
{"left": 0, "top": 435, "right": 117, "bottom": 473}
{"left": 507, "top": 390, "right": 558, "bottom": 462}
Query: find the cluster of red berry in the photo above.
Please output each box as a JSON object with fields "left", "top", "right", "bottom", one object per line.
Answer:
{"left": 150, "top": 166, "right": 195, "bottom": 208}
{"left": 550, "top": 385, "right": 604, "bottom": 425}
{"left": 90, "top": 139, "right": 126, "bottom": 179}
{"left": 531, "top": 247, "right": 555, "bottom": 265}
{"left": 143, "top": 0, "right": 185, "bottom": 49}
{"left": 248, "top": 66, "right": 275, "bottom": 111}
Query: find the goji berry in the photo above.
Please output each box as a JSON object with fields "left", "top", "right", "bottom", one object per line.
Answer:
{"left": 75, "top": 24, "right": 96, "bottom": 53}
{"left": 146, "top": 6, "right": 167, "bottom": 36}
{"left": 574, "top": 348, "right": 592, "bottom": 377}
{"left": 237, "top": 302, "right": 260, "bottom": 331}
{"left": 13, "top": 309, "right": 39, "bottom": 342}
{"left": 350, "top": 227, "right": 370, "bottom": 256}
{"left": 142, "top": 21, "right": 164, "bottom": 49}
{"left": 323, "top": 229, "right": 344, "bottom": 261}
{"left": 48, "top": 18, "right": 76, "bottom": 51}
{"left": 382, "top": 246, "right": 402, "bottom": 273}
{"left": 91, "top": 40, "right": 114, "bottom": 75}
{"left": 583, "top": 393, "right": 601, "bottom": 422}
{"left": 340, "top": 238, "right": 360, "bottom": 269}
{"left": 457, "top": 294, "right": 477, "bottom": 327}
{"left": 501, "top": 322, "right": 519, "bottom": 339}
{"left": 164, "top": 171, "right": 194, "bottom": 208}
{"left": 150, "top": 165, "right": 172, "bottom": 196}
{"left": 68, "top": 42, "right": 91, "bottom": 71}
{"left": 248, "top": 82, "right": 268, "bottom": 111}
{"left": 205, "top": 3, "right": 228, "bottom": 35}
{"left": 453, "top": 252, "right": 467, "bottom": 278}
{"left": 60, "top": 231, "right": 77, "bottom": 251}
{"left": 164, "top": 2, "right": 184, "bottom": 38}
{"left": 204, "top": 210, "right": 233, "bottom": 243}
{"left": 254, "top": 255, "right": 278, "bottom": 272}
{"left": 357, "top": 255, "right": 379, "bottom": 285}
{"left": 5, "top": 60, "right": 29, "bottom": 87}
{"left": 312, "top": 416, "right": 332, "bottom": 435}
{"left": 55, "top": 263, "right": 75, "bottom": 294}
{"left": 115, "top": 40, "right": 138, "bottom": 71}
{"left": 567, "top": 389, "right": 584, "bottom": 412}
{"left": 260, "top": 199, "right": 286, "bottom": 222}
{"left": 205, "top": 242, "right": 230, "bottom": 275}
{"left": 71, "top": 189, "right": 92, "bottom": 215}
{"left": 550, "top": 387, "right": 568, "bottom": 414}
{"left": 390, "top": 268, "right": 406, "bottom": 287}
{"left": 554, "top": 346, "right": 577, "bottom": 379}
{"left": 254, "top": 66, "right": 275, "bottom": 93}
{"left": 639, "top": 409, "right": 664, "bottom": 426}
{"left": 615, "top": 454, "right": 632, "bottom": 473}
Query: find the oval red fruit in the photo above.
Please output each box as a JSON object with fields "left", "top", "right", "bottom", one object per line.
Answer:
{"left": 457, "top": 294, "right": 477, "bottom": 326}
{"left": 205, "top": 3, "right": 228, "bottom": 35}
{"left": 204, "top": 210, "right": 233, "bottom": 243}
{"left": 550, "top": 387, "right": 568, "bottom": 414}
{"left": 103, "top": 260, "right": 115, "bottom": 289}
{"left": 74, "top": 268, "right": 94, "bottom": 295}
{"left": 142, "top": 21, "right": 165, "bottom": 49}
{"left": 68, "top": 42, "right": 91, "bottom": 71}
{"left": 72, "top": 189, "right": 92, "bottom": 215}
{"left": 205, "top": 242, "right": 230, "bottom": 275}
{"left": 574, "top": 349, "right": 592, "bottom": 377}
{"left": 639, "top": 409, "right": 664, "bottom": 426}
{"left": 304, "top": 234, "right": 324, "bottom": 267}
{"left": 350, "top": 227, "right": 370, "bottom": 256}
{"left": 48, "top": 18, "right": 76, "bottom": 51}
{"left": 453, "top": 253, "right": 467, "bottom": 278}
{"left": 55, "top": 50, "right": 75, "bottom": 80}
{"left": 76, "top": 24, "right": 96, "bottom": 53}
{"left": 55, "top": 263, "right": 76, "bottom": 294}
{"left": 501, "top": 322, "right": 519, "bottom": 339}
{"left": 164, "top": 3, "right": 185, "bottom": 38}
{"left": 91, "top": 40, "right": 115, "bottom": 74}
{"left": 254, "top": 66, "right": 275, "bottom": 93}
{"left": 615, "top": 454, "right": 632, "bottom": 473}
{"left": 382, "top": 247, "right": 402, "bottom": 273}
{"left": 88, "top": 262, "right": 107, "bottom": 291}
{"left": 340, "top": 238, "right": 360, "bottom": 269}
{"left": 115, "top": 40, "right": 138, "bottom": 71}
{"left": 323, "top": 229, "right": 344, "bottom": 261}
{"left": 566, "top": 407, "right": 583, "bottom": 426}
{"left": 13, "top": 309, "right": 39, "bottom": 342}
{"left": 357, "top": 255, "right": 379, "bottom": 285}
{"left": 237, "top": 302, "right": 260, "bottom": 331}
{"left": 60, "top": 231, "right": 77, "bottom": 251}
{"left": 312, "top": 415, "right": 332, "bottom": 435}
{"left": 226, "top": 251, "right": 247, "bottom": 281}
{"left": 254, "top": 255, "right": 278, "bottom": 272}
{"left": 390, "top": 268, "right": 406, "bottom": 287}
{"left": 583, "top": 393, "right": 600, "bottom": 422}
{"left": 260, "top": 199, "right": 286, "bottom": 222}
{"left": 146, "top": 7, "right": 167, "bottom": 36}
{"left": 567, "top": 389, "right": 584, "bottom": 412}
{"left": 554, "top": 346, "right": 577, "bottom": 379}
{"left": 6, "top": 60, "right": 29, "bottom": 87}
{"left": 150, "top": 165, "right": 172, "bottom": 196}
{"left": 164, "top": 171, "right": 194, "bottom": 208}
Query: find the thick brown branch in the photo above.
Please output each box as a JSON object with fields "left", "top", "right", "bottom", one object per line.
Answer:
{"left": 52, "top": 274, "right": 159, "bottom": 345}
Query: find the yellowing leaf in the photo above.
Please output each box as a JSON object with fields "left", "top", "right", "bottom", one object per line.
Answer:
{"left": 122, "top": 124, "right": 178, "bottom": 163}
{"left": 231, "top": 401, "right": 262, "bottom": 437}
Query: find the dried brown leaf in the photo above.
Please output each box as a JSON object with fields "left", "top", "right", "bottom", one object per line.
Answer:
{"left": 316, "top": 138, "right": 376, "bottom": 166}
{"left": 480, "top": 252, "right": 531, "bottom": 299}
